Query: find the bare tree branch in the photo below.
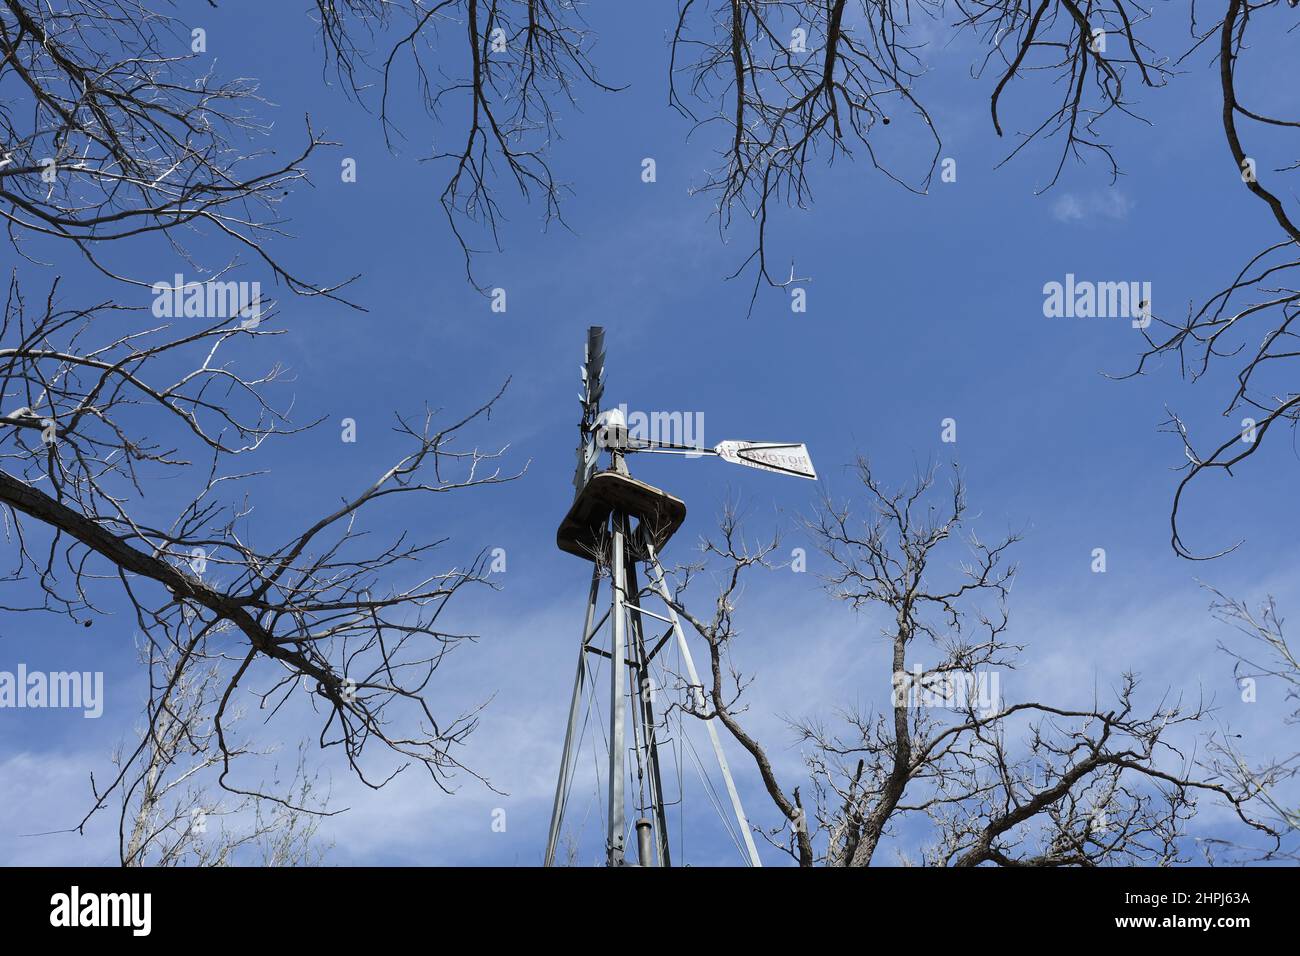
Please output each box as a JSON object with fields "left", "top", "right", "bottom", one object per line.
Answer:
{"left": 0, "top": 0, "right": 356, "bottom": 302}
{"left": 667, "top": 463, "right": 1276, "bottom": 865}
{"left": 0, "top": 275, "right": 522, "bottom": 825}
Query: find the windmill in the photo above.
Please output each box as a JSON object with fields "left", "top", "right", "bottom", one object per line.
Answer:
{"left": 544, "top": 326, "right": 815, "bottom": 867}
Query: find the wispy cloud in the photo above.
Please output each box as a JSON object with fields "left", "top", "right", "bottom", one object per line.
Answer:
{"left": 1051, "top": 189, "right": 1133, "bottom": 224}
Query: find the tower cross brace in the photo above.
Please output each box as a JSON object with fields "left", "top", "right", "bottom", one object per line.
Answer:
{"left": 545, "top": 452, "right": 762, "bottom": 867}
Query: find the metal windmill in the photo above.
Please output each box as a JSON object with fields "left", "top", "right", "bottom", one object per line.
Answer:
{"left": 544, "top": 326, "right": 816, "bottom": 867}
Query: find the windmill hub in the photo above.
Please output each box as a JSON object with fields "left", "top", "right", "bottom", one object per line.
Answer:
{"left": 593, "top": 406, "right": 629, "bottom": 451}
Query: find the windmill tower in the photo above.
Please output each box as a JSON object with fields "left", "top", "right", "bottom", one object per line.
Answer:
{"left": 544, "top": 327, "right": 816, "bottom": 867}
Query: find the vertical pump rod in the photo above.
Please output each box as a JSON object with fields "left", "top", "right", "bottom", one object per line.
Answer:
{"left": 606, "top": 511, "right": 628, "bottom": 866}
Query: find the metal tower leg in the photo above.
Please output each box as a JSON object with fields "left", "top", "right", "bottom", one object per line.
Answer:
{"left": 544, "top": 565, "right": 601, "bottom": 866}
{"left": 606, "top": 511, "right": 629, "bottom": 866}
{"left": 626, "top": 628, "right": 651, "bottom": 851}
{"left": 624, "top": 551, "right": 671, "bottom": 867}
{"left": 645, "top": 544, "right": 763, "bottom": 867}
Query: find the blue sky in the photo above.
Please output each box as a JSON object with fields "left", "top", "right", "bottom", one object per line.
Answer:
{"left": 1, "top": 3, "right": 1297, "bottom": 865}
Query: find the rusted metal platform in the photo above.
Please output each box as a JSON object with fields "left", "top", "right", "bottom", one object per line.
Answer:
{"left": 556, "top": 470, "right": 686, "bottom": 561}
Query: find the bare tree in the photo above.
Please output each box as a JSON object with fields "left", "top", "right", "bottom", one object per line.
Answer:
{"left": 1197, "top": 586, "right": 1300, "bottom": 862}
{"left": 0, "top": 0, "right": 532, "bottom": 850}
{"left": 292, "top": 2, "right": 1294, "bottom": 345}
{"left": 0, "top": 273, "right": 520, "bottom": 829}
{"left": 297, "top": 2, "right": 1173, "bottom": 304}
{"left": 661, "top": 0, "right": 1180, "bottom": 305}
{"left": 0, "top": 0, "right": 352, "bottom": 300}
{"left": 1094, "top": 1, "right": 1300, "bottom": 557}
{"left": 959, "top": 0, "right": 1168, "bottom": 181}
{"left": 117, "top": 636, "right": 331, "bottom": 867}
{"left": 311, "top": 0, "right": 617, "bottom": 288}
{"left": 669, "top": 0, "right": 943, "bottom": 307}
{"left": 663, "top": 463, "right": 1275, "bottom": 865}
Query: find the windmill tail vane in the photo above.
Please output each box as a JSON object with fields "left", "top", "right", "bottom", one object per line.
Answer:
{"left": 624, "top": 437, "right": 818, "bottom": 480}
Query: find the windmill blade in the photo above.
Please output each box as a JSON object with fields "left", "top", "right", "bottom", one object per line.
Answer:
{"left": 574, "top": 326, "right": 607, "bottom": 494}
{"left": 582, "top": 326, "right": 605, "bottom": 422}
{"left": 712, "top": 441, "right": 817, "bottom": 480}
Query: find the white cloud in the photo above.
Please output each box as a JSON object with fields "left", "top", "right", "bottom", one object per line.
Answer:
{"left": 1051, "top": 189, "right": 1132, "bottom": 224}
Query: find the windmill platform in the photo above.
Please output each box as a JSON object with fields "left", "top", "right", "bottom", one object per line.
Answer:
{"left": 556, "top": 469, "right": 686, "bottom": 561}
